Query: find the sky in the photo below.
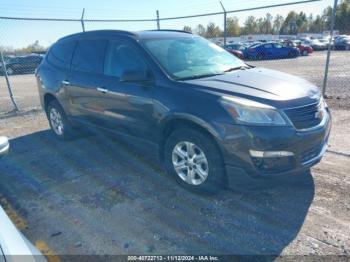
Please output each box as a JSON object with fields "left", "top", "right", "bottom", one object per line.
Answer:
{"left": 0, "top": 0, "right": 334, "bottom": 48}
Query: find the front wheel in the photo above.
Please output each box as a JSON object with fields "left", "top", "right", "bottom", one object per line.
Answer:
{"left": 164, "top": 128, "right": 227, "bottom": 194}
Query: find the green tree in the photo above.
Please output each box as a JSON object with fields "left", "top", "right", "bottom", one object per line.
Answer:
{"left": 183, "top": 26, "right": 192, "bottom": 33}
{"left": 272, "top": 14, "right": 284, "bottom": 34}
{"left": 280, "top": 11, "right": 298, "bottom": 34}
{"left": 336, "top": 0, "right": 350, "bottom": 33}
{"left": 195, "top": 24, "right": 206, "bottom": 36}
{"left": 226, "top": 17, "right": 240, "bottom": 36}
{"left": 242, "top": 16, "right": 258, "bottom": 34}
{"left": 205, "top": 22, "right": 222, "bottom": 38}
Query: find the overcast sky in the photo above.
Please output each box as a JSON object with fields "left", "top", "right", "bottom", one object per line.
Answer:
{"left": 0, "top": 0, "right": 334, "bottom": 48}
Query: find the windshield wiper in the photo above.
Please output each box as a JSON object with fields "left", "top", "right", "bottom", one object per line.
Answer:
{"left": 177, "top": 73, "right": 224, "bottom": 81}
{"left": 224, "top": 65, "right": 251, "bottom": 72}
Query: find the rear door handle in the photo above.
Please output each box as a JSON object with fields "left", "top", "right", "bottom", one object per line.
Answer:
{"left": 97, "top": 87, "right": 108, "bottom": 93}
{"left": 62, "top": 80, "right": 70, "bottom": 85}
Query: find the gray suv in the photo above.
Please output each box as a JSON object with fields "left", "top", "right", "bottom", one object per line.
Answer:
{"left": 36, "top": 30, "right": 331, "bottom": 193}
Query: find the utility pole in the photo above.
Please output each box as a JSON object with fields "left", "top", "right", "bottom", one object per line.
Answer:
{"left": 220, "top": 1, "right": 227, "bottom": 47}
{"left": 81, "top": 8, "right": 85, "bottom": 32}
{"left": 322, "top": 0, "right": 337, "bottom": 96}
{"left": 156, "top": 10, "right": 160, "bottom": 30}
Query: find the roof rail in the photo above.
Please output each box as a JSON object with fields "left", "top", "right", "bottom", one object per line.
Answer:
{"left": 59, "top": 30, "right": 137, "bottom": 41}
{"left": 147, "top": 29, "right": 192, "bottom": 34}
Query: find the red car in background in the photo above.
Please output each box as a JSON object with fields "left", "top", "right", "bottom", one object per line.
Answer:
{"left": 225, "top": 49, "right": 244, "bottom": 59}
{"left": 284, "top": 40, "right": 313, "bottom": 56}
{"left": 224, "top": 44, "right": 245, "bottom": 59}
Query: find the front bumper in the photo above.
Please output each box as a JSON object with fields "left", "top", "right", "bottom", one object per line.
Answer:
{"left": 218, "top": 109, "right": 331, "bottom": 178}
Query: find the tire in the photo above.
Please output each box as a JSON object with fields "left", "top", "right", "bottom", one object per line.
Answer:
{"left": 164, "top": 128, "right": 227, "bottom": 194}
{"left": 6, "top": 67, "right": 14, "bottom": 75}
{"left": 302, "top": 50, "right": 308, "bottom": 56}
{"left": 256, "top": 53, "right": 264, "bottom": 60}
{"left": 46, "top": 100, "right": 75, "bottom": 140}
{"left": 288, "top": 51, "right": 295, "bottom": 58}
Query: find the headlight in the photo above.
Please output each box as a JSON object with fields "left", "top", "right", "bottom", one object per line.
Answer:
{"left": 220, "top": 96, "right": 287, "bottom": 126}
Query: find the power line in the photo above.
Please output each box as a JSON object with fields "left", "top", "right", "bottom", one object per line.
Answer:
{"left": 0, "top": 0, "right": 322, "bottom": 22}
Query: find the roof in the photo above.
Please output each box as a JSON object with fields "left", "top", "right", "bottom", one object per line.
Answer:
{"left": 58, "top": 29, "right": 193, "bottom": 43}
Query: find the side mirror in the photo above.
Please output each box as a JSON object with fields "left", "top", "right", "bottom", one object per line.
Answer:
{"left": 120, "top": 70, "right": 152, "bottom": 83}
{"left": 0, "top": 136, "right": 9, "bottom": 158}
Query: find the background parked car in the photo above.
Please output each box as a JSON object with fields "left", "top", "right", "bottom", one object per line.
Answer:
{"left": 300, "top": 39, "right": 327, "bottom": 51}
{"left": 244, "top": 42, "right": 300, "bottom": 60}
{"left": 334, "top": 35, "right": 350, "bottom": 50}
{"left": 284, "top": 40, "right": 313, "bottom": 56}
{"left": 224, "top": 44, "right": 245, "bottom": 59}
{"left": 0, "top": 54, "right": 43, "bottom": 75}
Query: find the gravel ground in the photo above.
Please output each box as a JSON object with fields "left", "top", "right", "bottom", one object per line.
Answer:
{"left": 0, "top": 51, "right": 349, "bottom": 116}
{"left": 0, "top": 107, "right": 349, "bottom": 258}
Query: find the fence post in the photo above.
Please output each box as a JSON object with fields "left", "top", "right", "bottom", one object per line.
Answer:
{"left": 81, "top": 8, "right": 85, "bottom": 32}
{"left": 322, "top": 0, "right": 338, "bottom": 97}
{"left": 220, "top": 1, "right": 227, "bottom": 47}
{"left": 0, "top": 50, "right": 19, "bottom": 112}
{"left": 156, "top": 10, "right": 160, "bottom": 30}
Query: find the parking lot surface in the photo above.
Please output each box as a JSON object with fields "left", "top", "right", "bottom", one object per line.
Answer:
{"left": 0, "top": 107, "right": 349, "bottom": 256}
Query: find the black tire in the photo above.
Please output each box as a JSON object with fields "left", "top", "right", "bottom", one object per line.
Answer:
{"left": 164, "top": 128, "right": 227, "bottom": 194}
{"left": 288, "top": 51, "right": 294, "bottom": 58}
{"left": 46, "top": 100, "right": 76, "bottom": 140}
{"left": 256, "top": 53, "right": 264, "bottom": 60}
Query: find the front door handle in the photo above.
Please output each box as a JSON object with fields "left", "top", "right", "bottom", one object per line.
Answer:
{"left": 97, "top": 87, "right": 108, "bottom": 93}
{"left": 62, "top": 80, "right": 70, "bottom": 85}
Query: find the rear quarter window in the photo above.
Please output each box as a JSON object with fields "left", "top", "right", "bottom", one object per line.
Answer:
{"left": 47, "top": 40, "right": 76, "bottom": 70}
{"left": 71, "top": 39, "right": 108, "bottom": 74}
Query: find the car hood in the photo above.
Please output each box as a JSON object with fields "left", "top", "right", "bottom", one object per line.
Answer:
{"left": 184, "top": 67, "right": 321, "bottom": 107}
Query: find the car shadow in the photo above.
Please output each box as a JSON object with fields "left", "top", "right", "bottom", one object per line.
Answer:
{"left": 0, "top": 129, "right": 315, "bottom": 256}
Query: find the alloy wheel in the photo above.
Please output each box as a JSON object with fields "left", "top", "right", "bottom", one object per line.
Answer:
{"left": 172, "top": 141, "right": 209, "bottom": 185}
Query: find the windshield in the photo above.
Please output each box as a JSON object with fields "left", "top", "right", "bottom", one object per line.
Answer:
{"left": 142, "top": 36, "right": 245, "bottom": 80}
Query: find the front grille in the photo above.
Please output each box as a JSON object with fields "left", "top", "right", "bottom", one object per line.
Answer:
{"left": 284, "top": 101, "right": 323, "bottom": 130}
{"left": 301, "top": 144, "right": 323, "bottom": 163}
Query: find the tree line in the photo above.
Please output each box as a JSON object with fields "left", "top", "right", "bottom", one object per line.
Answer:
{"left": 183, "top": 0, "right": 350, "bottom": 38}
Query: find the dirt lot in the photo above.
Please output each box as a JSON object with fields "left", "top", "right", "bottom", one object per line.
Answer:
{"left": 0, "top": 107, "right": 349, "bottom": 257}
{"left": 0, "top": 51, "right": 350, "bottom": 116}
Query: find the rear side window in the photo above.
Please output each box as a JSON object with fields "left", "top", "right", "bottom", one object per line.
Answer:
{"left": 71, "top": 39, "right": 107, "bottom": 74}
{"left": 48, "top": 41, "right": 76, "bottom": 69}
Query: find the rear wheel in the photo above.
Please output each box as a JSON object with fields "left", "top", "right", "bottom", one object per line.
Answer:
{"left": 46, "top": 100, "right": 75, "bottom": 140}
{"left": 164, "top": 128, "right": 227, "bottom": 194}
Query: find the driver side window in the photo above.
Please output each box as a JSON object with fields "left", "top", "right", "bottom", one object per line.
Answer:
{"left": 104, "top": 41, "right": 148, "bottom": 79}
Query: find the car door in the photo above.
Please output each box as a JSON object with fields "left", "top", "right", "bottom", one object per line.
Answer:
{"left": 64, "top": 38, "right": 108, "bottom": 126}
{"left": 263, "top": 43, "right": 274, "bottom": 58}
{"left": 273, "top": 43, "right": 285, "bottom": 58}
{"left": 95, "top": 39, "right": 156, "bottom": 141}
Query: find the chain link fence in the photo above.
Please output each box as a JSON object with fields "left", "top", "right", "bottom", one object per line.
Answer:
{"left": 0, "top": 0, "right": 348, "bottom": 115}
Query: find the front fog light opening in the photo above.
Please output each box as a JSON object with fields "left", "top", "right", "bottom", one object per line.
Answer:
{"left": 249, "top": 150, "right": 294, "bottom": 158}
